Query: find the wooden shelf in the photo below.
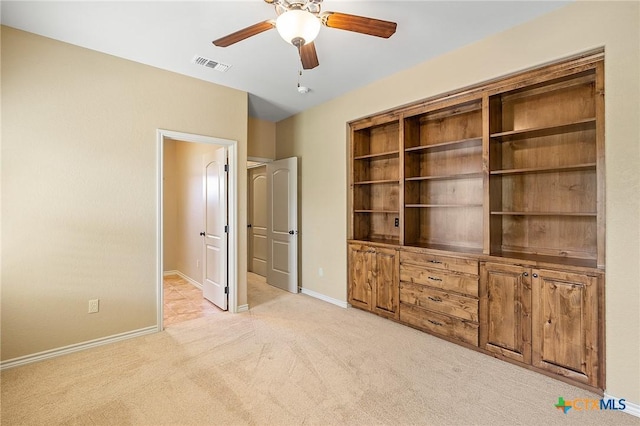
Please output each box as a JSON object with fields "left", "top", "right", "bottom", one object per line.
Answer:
{"left": 404, "top": 241, "right": 484, "bottom": 255}
{"left": 405, "top": 172, "right": 483, "bottom": 182}
{"left": 500, "top": 71, "right": 595, "bottom": 102}
{"left": 406, "top": 204, "right": 482, "bottom": 208}
{"left": 490, "top": 118, "right": 596, "bottom": 141}
{"left": 354, "top": 150, "right": 399, "bottom": 160}
{"left": 354, "top": 210, "right": 400, "bottom": 214}
{"left": 353, "top": 179, "right": 399, "bottom": 185}
{"left": 363, "top": 237, "right": 400, "bottom": 246}
{"left": 490, "top": 163, "right": 596, "bottom": 175}
{"left": 491, "top": 211, "right": 597, "bottom": 217}
{"left": 405, "top": 137, "right": 482, "bottom": 153}
{"left": 491, "top": 250, "right": 598, "bottom": 269}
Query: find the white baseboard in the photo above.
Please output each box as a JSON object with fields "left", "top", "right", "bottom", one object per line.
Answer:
{"left": 164, "top": 270, "right": 202, "bottom": 290}
{"left": 300, "top": 287, "right": 348, "bottom": 308}
{"left": 237, "top": 304, "right": 249, "bottom": 313}
{"left": 0, "top": 326, "right": 157, "bottom": 370}
{"left": 604, "top": 393, "right": 640, "bottom": 418}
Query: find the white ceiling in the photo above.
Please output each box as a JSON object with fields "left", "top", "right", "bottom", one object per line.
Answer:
{"left": 1, "top": 1, "right": 569, "bottom": 122}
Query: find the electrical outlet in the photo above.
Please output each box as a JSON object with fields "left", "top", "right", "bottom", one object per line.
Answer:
{"left": 88, "top": 299, "right": 99, "bottom": 314}
{"left": 318, "top": 267, "right": 324, "bottom": 277}
{"left": 196, "top": 259, "right": 200, "bottom": 269}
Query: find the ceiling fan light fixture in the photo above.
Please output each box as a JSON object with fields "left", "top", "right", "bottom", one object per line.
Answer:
{"left": 275, "top": 9, "right": 321, "bottom": 46}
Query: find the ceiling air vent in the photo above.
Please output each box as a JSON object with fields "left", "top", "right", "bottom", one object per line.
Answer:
{"left": 192, "top": 55, "right": 231, "bottom": 72}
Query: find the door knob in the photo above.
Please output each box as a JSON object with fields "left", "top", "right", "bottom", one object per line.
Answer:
{"left": 248, "top": 224, "right": 252, "bottom": 228}
{"left": 200, "top": 232, "right": 205, "bottom": 236}
{"left": 288, "top": 230, "right": 298, "bottom": 235}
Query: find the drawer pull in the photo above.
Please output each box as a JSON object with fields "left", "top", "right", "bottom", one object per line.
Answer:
{"left": 428, "top": 276, "right": 442, "bottom": 282}
{"left": 430, "top": 260, "right": 442, "bottom": 264}
{"left": 428, "top": 296, "right": 442, "bottom": 303}
{"left": 428, "top": 319, "right": 443, "bottom": 326}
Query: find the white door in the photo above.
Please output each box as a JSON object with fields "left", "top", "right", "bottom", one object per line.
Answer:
{"left": 248, "top": 166, "right": 267, "bottom": 276}
{"left": 202, "top": 147, "right": 228, "bottom": 310}
{"left": 267, "top": 157, "right": 298, "bottom": 293}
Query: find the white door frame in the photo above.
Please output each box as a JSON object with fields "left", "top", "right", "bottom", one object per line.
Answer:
{"left": 156, "top": 129, "right": 238, "bottom": 331}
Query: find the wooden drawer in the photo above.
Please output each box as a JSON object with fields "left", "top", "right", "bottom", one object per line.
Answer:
{"left": 400, "top": 281, "right": 478, "bottom": 322}
{"left": 400, "top": 263, "right": 478, "bottom": 297}
{"left": 400, "top": 251, "right": 478, "bottom": 275}
{"left": 400, "top": 303, "right": 479, "bottom": 346}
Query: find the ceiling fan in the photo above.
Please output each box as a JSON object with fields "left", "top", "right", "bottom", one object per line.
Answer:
{"left": 212, "top": 0, "right": 397, "bottom": 70}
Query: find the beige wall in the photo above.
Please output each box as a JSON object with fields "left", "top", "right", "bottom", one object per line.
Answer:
{"left": 248, "top": 117, "right": 276, "bottom": 160}
{"left": 276, "top": 2, "right": 640, "bottom": 403}
{"left": 1, "top": 26, "right": 249, "bottom": 361}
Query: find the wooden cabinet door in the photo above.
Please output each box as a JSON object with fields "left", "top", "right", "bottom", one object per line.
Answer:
{"left": 532, "top": 269, "right": 600, "bottom": 386}
{"left": 372, "top": 248, "right": 399, "bottom": 320}
{"left": 480, "top": 262, "right": 532, "bottom": 363}
{"left": 348, "top": 244, "right": 375, "bottom": 311}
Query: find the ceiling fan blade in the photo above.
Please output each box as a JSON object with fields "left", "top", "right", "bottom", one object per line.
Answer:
{"left": 212, "top": 20, "right": 275, "bottom": 47}
{"left": 299, "top": 42, "right": 319, "bottom": 70}
{"left": 322, "top": 12, "right": 397, "bottom": 38}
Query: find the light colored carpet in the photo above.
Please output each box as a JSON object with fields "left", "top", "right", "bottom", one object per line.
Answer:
{"left": 2, "top": 273, "right": 638, "bottom": 425}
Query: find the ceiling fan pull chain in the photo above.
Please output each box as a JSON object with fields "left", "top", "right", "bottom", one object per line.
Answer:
{"left": 297, "top": 68, "right": 309, "bottom": 94}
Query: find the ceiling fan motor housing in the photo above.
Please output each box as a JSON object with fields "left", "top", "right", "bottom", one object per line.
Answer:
{"left": 269, "top": 0, "right": 323, "bottom": 15}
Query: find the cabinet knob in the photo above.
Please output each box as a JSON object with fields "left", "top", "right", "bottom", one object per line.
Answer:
{"left": 533, "top": 273, "right": 538, "bottom": 278}
{"left": 523, "top": 272, "right": 529, "bottom": 277}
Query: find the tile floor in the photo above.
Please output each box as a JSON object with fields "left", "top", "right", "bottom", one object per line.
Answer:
{"left": 163, "top": 272, "right": 277, "bottom": 327}
{"left": 163, "top": 274, "right": 224, "bottom": 327}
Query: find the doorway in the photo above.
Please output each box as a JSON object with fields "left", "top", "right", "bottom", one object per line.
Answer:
{"left": 247, "top": 157, "right": 299, "bottom": 294}
{"left": 248, "top": 163, "right": 267, "bottom": 277}
{"left": 156, "top": 129, "right": 238, "bottom": 331}
{"left": 266, "top": 157, "right": 299, "bottom": 293}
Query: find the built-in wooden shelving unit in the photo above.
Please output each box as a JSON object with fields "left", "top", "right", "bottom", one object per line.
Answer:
{"left": 347, "top": 51, "right": 606, "bottom": 392}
